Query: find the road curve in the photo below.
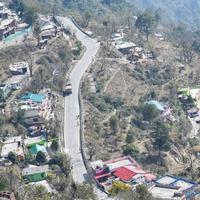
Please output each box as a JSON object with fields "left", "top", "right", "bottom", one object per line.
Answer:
{"left": 57, "top": 17, "right": 100, "bottom": 183}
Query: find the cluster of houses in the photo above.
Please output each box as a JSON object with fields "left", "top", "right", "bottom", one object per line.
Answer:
{"left": 0, "top": 89, "right": 55, "bottom": 188}
{"left": 111, "top": 30, "right": 154, "bottom": 64}
{"left": 13, "top": 91, "right": 54, "bottom": 125}
{"left": 91, "top": 156, "right": 199, "bottom": 199}
{"left": 0, "top": 14, "right": 60, "bottom": 190}
{"left": 37, "top": 15, "right": 59, "bottom": 49}
{"left": 0, "top": 132, "right": 49, "bottom": 182}
{"left": 148, "top": 100, "right": 176, "bottom": 122}
{"left": 0, "top": 62, "right": 30, "bottom": 104}
{"left": 178, "top": 87, "right": 200, "bottom": 122}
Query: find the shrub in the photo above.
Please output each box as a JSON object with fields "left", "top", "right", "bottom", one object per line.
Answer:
{"left": 126, "top": 129, "right": 134, "bottom": 144}
{"left": 36, "top": 151, "right": 46, "bottom": 163}
{"left": 8, "top": 152, "right": 16, "bottom": 164}
{"left": 140, "top": 104, "right": 159, "bottom": 121}
{"left": 51, "top": 140, "right": 59, "bottom": 151}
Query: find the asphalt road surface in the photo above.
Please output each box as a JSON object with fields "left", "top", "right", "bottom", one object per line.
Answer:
{"left": 57, "top": 16, "right": 100, "bottom": 183}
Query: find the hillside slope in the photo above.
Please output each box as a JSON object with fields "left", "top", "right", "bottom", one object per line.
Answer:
{"left": 127, "top": 0, "right": 200, "bottom": 29}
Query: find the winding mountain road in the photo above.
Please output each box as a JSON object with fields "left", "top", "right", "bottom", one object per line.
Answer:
{"left": 57, "top": 17, "right": 100, "bottom": 183}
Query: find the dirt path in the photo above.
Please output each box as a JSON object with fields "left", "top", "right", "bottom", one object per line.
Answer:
{"left": 103, "top": 67, "right": 121, "bottom": 93}
{"left": 188, "top": 117, "right": 200, "bottom": 138}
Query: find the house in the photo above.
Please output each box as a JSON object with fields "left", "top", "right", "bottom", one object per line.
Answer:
{"left": 113, "top": 165, "right": 156, "bottom": 184}
{"left": 23, "top": 109, "right": 44, "bottom": 126}
{"left": 148, "top": 100, "right": 176, "bottom": 122}
{"left": 38, "top": 39, "right": 48, "bottom": 49}
{"left": 21, "top": 92, "right": 45, "bottom": 103}
{"left": 28, "top": 144, "right": 47, "bottom": 156}
{"left": 0, "top": 84, "right": 11, "bottom": 99}
{"left": 115, "top": 41, "right": 136, "bottom": 54}
{"left": 0, "top": 3, "right": 17, "bottom": 40}
{"left": 148, "top": 100, "right": 165, "bottom": 112}
{"left": 111, "top": 33, "right": 124, "bottom": 42}
{"left": 5, "top": 74, "right": 29, "bottom": 90}
{"left": 0, "top": 21, "right": 16, "bottom": 40}
{"left": 41, "top": 30, "right": 57, "bottom": 40}
{"left": 148, "top": 184, "right": 186, "bottom": 200}
{"left": 24, "top": 136, "right": 46, "bottom": 147}
{"left": 178, "top": 88, "right": 190, "bottom": 99}
{"left": 0, "top": 191, "right": 16, "bottom": 200}
{"left": 155, "top": 175, "right": 198, "bottom": 199}
{"left": 1, "top": 136, "right": 24, "bottom": 160}
{"left": 154, "top": 32, "right": 165, "bottom": 41}
{"left": 22, "top": 165, "right": 49, "bottom": 183}
{"left": 91, "top": 156, "right": 155, "bottom": 193}
{"left": 9, "top": 62, "right": 29, "bottom": 75}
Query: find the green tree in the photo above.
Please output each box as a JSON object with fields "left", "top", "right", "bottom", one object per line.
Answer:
{"left": 110, "top": 115, "right": 119, "bottom": 134}
{"left": 0, "top": 89, "right": 5, "bottom": 106}
{"left": 141, "top": 104, "right": 159, "bottom": 121}
{"left": 0, "top": 176, "right": 8, "bottom": 191}
{"left": 51, "top": 140, "right": 59, "bottom": 151}
{"left": 8, "top": 152, "right": 16, "bottom": 164}
{"left": 136, "top": 185, "right": 153, "bottom": 200}
{"left": 126, "top": 129, "right": 134, "bottom": 144}
{"left": 49, "top": 154, "right": 71, "bottom": 177}
{"left": 13, "top": 109, "right": 25, "bottom": 124}
{"left": 122, "top": 144, "right": 140, "bottom": 160}
{"left": 109, "top": 181, "right": 131, "bottom": 196}
{"left": 153, "top": 120, "right": 171, "bottom": 157}
{"left": 84, "top": 11, "right": 92, "bottom": 27}
{"left": 72, "top": 183, "right": 96, "bottom": 199}
{"left": 135, "top": 11, "right": 157, "bottom": 41}
{"left": 23, "top": 3, "right": 38, "bottom": 25}
{"left": 36, "top": 151, "right": 46, "bottom": 163}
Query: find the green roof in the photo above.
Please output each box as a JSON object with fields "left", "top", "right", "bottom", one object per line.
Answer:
{"left": 29, "top": 144, "right": 47, "bottom": 155}
{"left": 24, "top": 172, "right": 47, "bottom": 182}
{"left": 178, "top": 88, "right": 190, "bottom": 96}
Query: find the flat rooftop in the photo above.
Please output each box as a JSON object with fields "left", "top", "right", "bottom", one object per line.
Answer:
{"left": 149, "top": 185, "right": 183, "bottom": 199}
{"left": 1, "top": 142, "right": 23, "bottom": 158}
{"left": 24, "top": 136, "right": 46, "bottom": 146}
{"left": 5, "top": 74, "right": 28, "bottom": 85}
{"left": 22, "top": 165, "right": 49, "bottom": 176}
{"left": 3, "top": 136, "right": 21, "bottom": 144}
{"left": 156, "top": 175, "right": 197, "bottom": 191}
{"left": 0, "top": 18, "right": 14, "bottom": 28}
{"left": 104, "top": 156, "right": 139, "bottom": 171}
{"left": 115, "top": 41, "right": 136, "bottom": 50}
{"left": 9, "top": 62, "right": 29, "bottom": 70}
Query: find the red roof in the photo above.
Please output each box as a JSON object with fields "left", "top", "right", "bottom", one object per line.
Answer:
{"left": 114, "top": 167, "right": 136, "bottom": 181}
{"left": 114, "top": 166, "right": 156, "bottom": 182}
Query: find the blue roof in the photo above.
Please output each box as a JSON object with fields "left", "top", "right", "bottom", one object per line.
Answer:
{"left": 21, "top": 92, "right": 45, "bottom": 103}
{"left": 148, "top": 100, "right": 164, "bottom": 111}
{"left": 29, "top": 144, "right": 47, "bottom": 155}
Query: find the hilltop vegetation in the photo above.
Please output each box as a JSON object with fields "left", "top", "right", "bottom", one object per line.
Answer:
{"left": 128, "top": 0, "right": 200, "bottom": 29}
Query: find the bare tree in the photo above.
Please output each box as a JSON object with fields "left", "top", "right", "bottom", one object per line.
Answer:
{"left": 33, "top": 22, "right": 41, "bottom": 47}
